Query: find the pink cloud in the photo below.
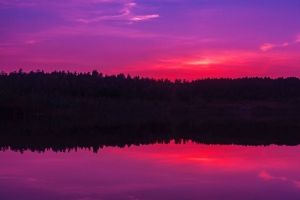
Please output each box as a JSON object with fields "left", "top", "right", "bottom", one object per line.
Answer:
{"left": 259, "top": 171, "right": 300, "bottom": 189}
{"left": 260, "top": 35, "right": 300, "bottom": 51}
{"left": 294, "top": 181, "right": 300, "bottom": 188}
{"left": 260, "top": 43, "right": 276, "bottom": 51}
{"left": 117, "top": 49, "right": 300, "bottom": 80}
{"left": 185, "top": 58, "right": 223, "bottom": 65}
{"left": 158, "top": 54, "right": 231, "bottom": 67}
{"left": 157, "top": 51, "right": 270, "bottom": 69}
{"left": 282, "top": 42, "right": 289, "bottom": 47}
{"left": 76, "top": 2, "right": 136, "bottom": 23}
{"left": 259, "top": 171, "right": 274, "bottom": 180}
{"left": 75, "top": 2, "right": 159, "bottom": 23}
{"left": 0, "top": 0, "right": 159, "bottom": 24}
{"left": 131, "top": 14, "right": 159, "bottom": 21}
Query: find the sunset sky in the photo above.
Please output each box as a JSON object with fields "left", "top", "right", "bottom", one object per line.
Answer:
{"left": 1, "top": 0, "right": 300, "bottom": 79}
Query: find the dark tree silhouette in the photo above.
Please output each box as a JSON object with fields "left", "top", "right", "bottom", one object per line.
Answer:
{"left": 1, "top": 69, "right": 300, "bottom": 118}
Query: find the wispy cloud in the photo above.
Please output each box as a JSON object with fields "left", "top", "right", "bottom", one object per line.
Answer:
{"left": 157, "top": 52, "right": 259, "bottom": 70}
{"left": 76, "top": 1, "right": 136, "bottom": 23}
{"left": 295, "top": 181, "right": 300, "bottom": 188}
{"left": 259, "top": 171, "right": 300, "bottom": 189}
{"left": 131, "top": 14, "right": 159, "bottom": 22}
{"left": 260, "top": 43, "right": 289, "bottom": 51}
{"left": 259, "top": 171, "right": 280, "bottom": 180}
{"left": 0, "top": 0, "right": 159, "bottom": 24}
{"left": 260, "top": 35, "right": 300, "bottom": 51}
{"left": 186, "top": 58, "right": 223, "bottom": 65}
{"left": 76, "top": 2, "right": 159, "bottom": 23}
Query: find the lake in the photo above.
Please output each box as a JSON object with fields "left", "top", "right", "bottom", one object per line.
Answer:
{"left": 1, "top": 141, "right": 300, "bottom": 200}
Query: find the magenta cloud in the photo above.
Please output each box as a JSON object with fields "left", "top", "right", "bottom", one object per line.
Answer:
{"left": 259, "top": 171, "right": 300, "bottom": 189}
{"left": 260, "top": 35, "right": 300, "bottom": 51}
{"left": 76, "top": 1, "right": 159, "bottom": 23}
{"left": 0, "top": 0, "right": 159, "bottom": 24}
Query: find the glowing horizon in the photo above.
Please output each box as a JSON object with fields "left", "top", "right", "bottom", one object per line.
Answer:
{"left": 1, "top": 0, "right": 300, "bottom": 80}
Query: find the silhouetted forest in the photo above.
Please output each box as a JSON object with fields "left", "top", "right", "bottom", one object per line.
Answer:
{"left": 1, "top": 69, "right": 300, "bottom": 152}
{"left": 1, "top": 69, "right": 300, "bottom": 118}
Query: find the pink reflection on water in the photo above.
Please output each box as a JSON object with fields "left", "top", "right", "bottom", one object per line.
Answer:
{"left": 1, "top": 141, "right": 300, "bottom": 200}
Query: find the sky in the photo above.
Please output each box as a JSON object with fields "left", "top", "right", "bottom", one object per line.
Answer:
{"left": 1, "top": 0, "right": 300, "bottom": 79}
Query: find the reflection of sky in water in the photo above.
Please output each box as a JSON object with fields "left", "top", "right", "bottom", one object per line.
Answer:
{"left": 1, "top": 141, "right": 300, "bottom": 200}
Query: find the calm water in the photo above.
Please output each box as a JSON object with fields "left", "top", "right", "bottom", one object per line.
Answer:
{"left": 1, "top": 141, "right": 300, "bottom": 200}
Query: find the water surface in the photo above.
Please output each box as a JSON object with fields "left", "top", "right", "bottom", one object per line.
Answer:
{"left": 1, "top": 141, "right": 300, "bottom": 200}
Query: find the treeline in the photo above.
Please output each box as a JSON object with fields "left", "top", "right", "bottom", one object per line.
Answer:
{"left": 1, "top": 69, "right": 300, "bottom": 103}
{"left": 1, "top": 69, "right": 300, "bottom": 118}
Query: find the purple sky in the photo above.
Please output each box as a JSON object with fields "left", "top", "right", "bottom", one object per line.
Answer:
{"left": 1, "top": 0, "right": 300, "bottom": 79}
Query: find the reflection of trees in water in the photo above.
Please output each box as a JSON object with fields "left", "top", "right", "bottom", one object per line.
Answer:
{"left": 1, "top": 115, "right": 300, "bottom": 153}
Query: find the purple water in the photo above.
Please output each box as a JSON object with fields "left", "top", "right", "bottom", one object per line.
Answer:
{"left": 1, "top": 141, "right": 300, "bottom": 200}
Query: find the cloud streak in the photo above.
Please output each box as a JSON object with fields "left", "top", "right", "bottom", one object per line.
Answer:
{"left": 260, "top": 35, "right": 300, "bottom": 51}
{"left": 297, "top": 35, "right": 300, "bottom": 42}
{"left": 157, "top": 51, "right": 268, "bottom": 70}
{"left": 131, "top": 14, "right": 159, "bottom": 22}
{"left": 259, "top": 171, "right": 300, "bottom": 189}
{"left": 0, "top": 0, "right": 159, "bottom": 24}
{"left": 76, "top": 2, "right": 159, "bottom": 23}
{"left": 76, "top": 2, "right": 136, "bottom": 23}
